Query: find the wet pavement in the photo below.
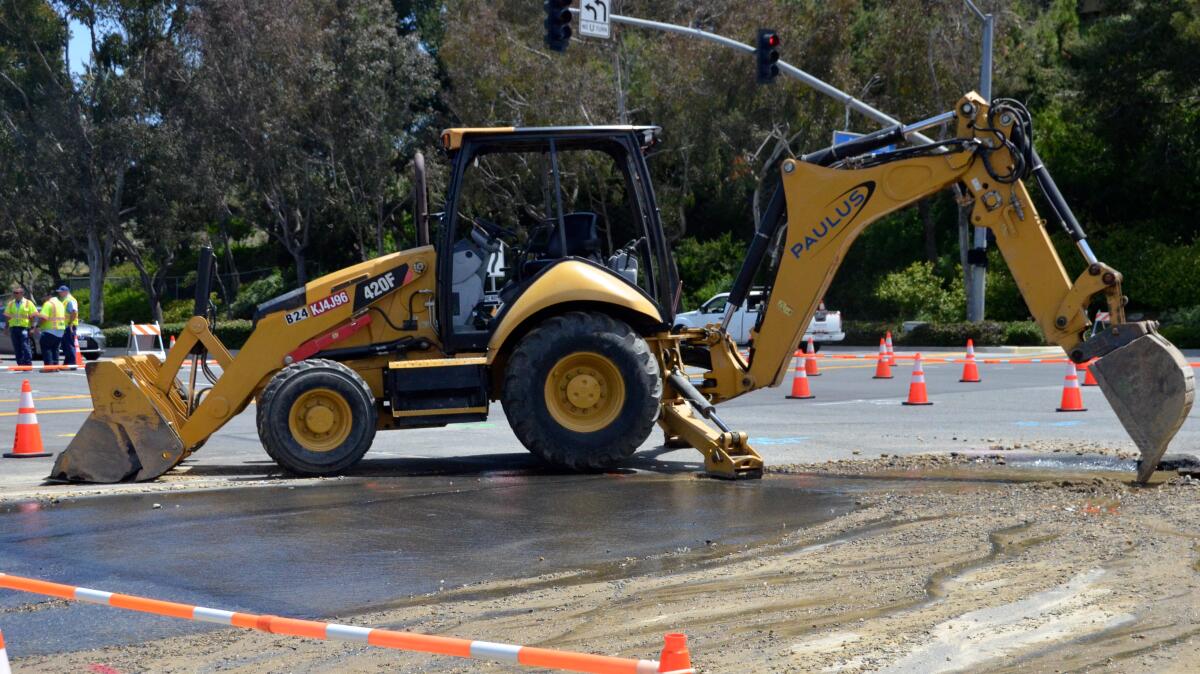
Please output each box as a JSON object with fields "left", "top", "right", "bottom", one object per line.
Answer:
{"left": 0, "top": 471, "right": 854, "bottom": 656}
{"left": 2, "top": 346, "right": 1197, "bottom": 497}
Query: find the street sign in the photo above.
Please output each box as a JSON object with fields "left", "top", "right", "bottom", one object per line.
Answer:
{"left": 579, "top": 0, "right": 611, "bottom": 39}
{"left": 832, "top": 130, "right": 895, "bottom": 155}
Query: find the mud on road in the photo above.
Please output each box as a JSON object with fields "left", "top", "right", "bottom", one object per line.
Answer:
{"left": 9, "top": 459, "right": 1200, "bottom": 673}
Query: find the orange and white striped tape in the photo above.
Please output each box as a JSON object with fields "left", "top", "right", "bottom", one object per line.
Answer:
{"left": 130, "top": 323, "right": 161, "bottom": 336}
{"left": 0, "top": 573, "right": 664, "bottom": 673}
{"left": 0, "top": 364, "right": 82, "bottom": 373}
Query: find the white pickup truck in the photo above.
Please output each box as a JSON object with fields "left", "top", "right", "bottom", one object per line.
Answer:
{"left": 673, "top": 289, "right": 845, "bottom": 347}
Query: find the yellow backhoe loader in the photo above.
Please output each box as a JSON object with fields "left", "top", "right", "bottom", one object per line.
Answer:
{"left": 52, "top": 94, "right": 1193, "bottom": 484}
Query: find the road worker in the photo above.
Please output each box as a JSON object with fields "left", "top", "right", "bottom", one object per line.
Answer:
{"left": 3, "top": 286, "right": 37, "bottom": 366}
{"left": 57, "top": 285, "right": 79, "bottom": 365}
{"left": 35, "top": 291, "right": 66, "bottom": 368}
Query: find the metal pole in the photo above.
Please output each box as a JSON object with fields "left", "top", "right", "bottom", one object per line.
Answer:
{"left": 964, "top": 1, "right": 993, "bottom": 322}
{"left": 979, "top": 14, "right": 993, "bottom": 100}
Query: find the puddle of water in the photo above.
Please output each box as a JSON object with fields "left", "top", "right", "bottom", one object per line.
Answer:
{"left": 0, "top": 474, "right": 853, "bottom": 655}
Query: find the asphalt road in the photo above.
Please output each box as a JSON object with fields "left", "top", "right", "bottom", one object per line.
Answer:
{"left": 0, "top": 346, "right": 1196, "bottom": 493}
{"left": 0, "top": 345, "right": 1198, "bottom": 663}
{"left": 0, "top": 472, "right": 859, "bottom": 655}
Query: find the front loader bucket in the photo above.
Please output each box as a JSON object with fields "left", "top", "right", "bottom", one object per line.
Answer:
{"left": 1090, "top": 332, "right": 1195, "bottom": 483}
{"left": 50, "top": 358, "right": 189, "bottom": 483}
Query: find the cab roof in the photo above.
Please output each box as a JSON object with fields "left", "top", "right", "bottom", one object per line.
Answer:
{"left": 440, "top": 125, "right": 661, "bottom": 152}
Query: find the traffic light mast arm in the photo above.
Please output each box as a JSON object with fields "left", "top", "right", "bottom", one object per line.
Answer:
{"left": 568, "top": 7, "right": 935, "bottom": 144}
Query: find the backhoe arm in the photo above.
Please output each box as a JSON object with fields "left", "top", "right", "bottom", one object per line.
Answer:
{"left": 672, "top": 93, "right": 1193, "bottom": 481}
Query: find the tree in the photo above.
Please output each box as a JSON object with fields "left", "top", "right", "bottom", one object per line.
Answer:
{"left": 187, "top": 0, "right": 437, "bottom": 283}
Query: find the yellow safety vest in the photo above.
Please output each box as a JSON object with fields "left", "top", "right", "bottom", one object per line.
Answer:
{"left": 5, "top": 298, "right": 36, "bottom": 328}
{"left": 40, "top": 298, "right": 66, "bottom": 331}
{"left": 63, "top": 292, "right": 79, "bottom": 327}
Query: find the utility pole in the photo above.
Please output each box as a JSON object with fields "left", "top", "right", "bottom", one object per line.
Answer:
{"left": 964, "top": 0, "right": 994, "bottom": 322}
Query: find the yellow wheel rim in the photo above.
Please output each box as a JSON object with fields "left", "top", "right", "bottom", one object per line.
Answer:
{"left": 287, "top": 388, "right": 352, "bottom": 452}
{"left": 544, "top": 352, "right": 625, "bottom": 433}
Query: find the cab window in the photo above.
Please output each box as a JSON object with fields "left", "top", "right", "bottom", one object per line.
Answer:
{"left": 440, "top": 136, "right": 662, "bottom": 348}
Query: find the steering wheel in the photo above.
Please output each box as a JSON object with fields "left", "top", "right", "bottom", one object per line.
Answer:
{"left": 471, "top": 216, "right": 517, "bottom": 242}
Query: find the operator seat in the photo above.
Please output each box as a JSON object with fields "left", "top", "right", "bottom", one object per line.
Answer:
{"left": 520, "top": 212, "right": 601, "bottom": 278}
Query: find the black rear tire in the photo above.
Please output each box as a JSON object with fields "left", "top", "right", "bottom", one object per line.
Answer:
{"left": 501, "top": 311, "right": 661, "bottom": 471}
{"left": 257, "top": 359, "right": 377, "bottom": 476}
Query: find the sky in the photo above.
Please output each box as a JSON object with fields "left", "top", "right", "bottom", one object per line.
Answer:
{"left": 66, "top": 18, "right": 91, "bottom": 75}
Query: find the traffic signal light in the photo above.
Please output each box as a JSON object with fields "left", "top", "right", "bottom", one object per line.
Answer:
{"left": 544, "top": 0, "right": 573, "bottom": 52}
{"left": 756, "top": 29, "right": 781, "bottom": 84}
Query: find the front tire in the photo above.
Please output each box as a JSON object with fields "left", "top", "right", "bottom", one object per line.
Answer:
{"left": 257, "top": 359, "right": 377, "bottom": 476}
{"left": 502, "top": 311, "right": 661, "bottom": 471}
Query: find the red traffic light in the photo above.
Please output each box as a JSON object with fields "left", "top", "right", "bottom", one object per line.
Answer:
{"left": 756, "top": 28, "right": 781, "bottom": 84}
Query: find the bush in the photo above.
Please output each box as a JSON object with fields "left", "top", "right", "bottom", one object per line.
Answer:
{"left": 984, "top": 251, "right": 1030, "bottom": 321}
{"left": 842, "top": 320, "right": 1047, "bottom": 346}
{"left": 101, "top": 283, "right": 154, "bottom": 327}
{"left": 228, "top": 272, "right": 287, "bottom": 319}
{"left": 1157, "top": 306, "right": 1200, "bottom": 347}
{"left": 102, "top": 319, "right": 256, "bottom": 350}
{"left": 675, "top": 233, "right": 745, "bottom": 310}
{"left": 1003, "top": 321, "right": 1046, "bottom": 346}
{"left": 898, "top": 321, "right": 1007, "bottom": 347}
{"left": 842, "top": 321, "right": 900, "bottom": 346}
{"left": 1160, "top": 325, "right": 1200, "bottom": 349}
{"left": 161, "top": 300, "right": 196, "bottom": 323}
{"left": 874, "top": 261, "right": 965, "bottom": 322}
{"left": 1161, "top": 305, "right": 1200, "bottom": 328}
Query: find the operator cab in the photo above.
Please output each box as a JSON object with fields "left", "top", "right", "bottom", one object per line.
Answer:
{"left": 431, "top": 125, "right": 676, "bottom": 352}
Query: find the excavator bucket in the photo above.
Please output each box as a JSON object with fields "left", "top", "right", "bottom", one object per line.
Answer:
{"left": 1090, "top": 332, "right": 1195, "bottom": 483}
{"left": 49, "top": 357, "right": 190, "bottom": 483}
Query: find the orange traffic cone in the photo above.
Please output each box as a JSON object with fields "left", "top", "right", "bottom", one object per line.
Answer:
{"left": 885, "top": 330, "right": 897, "bottom": 366}
{"left": 960, "top": 338, "right": 981, "bottom": 383}
{"left": 5, "top": 379, "right": 50, "bottom": 458}
{"left": 1080, "top": 360, "right": 1098, "bottom": 387}
{"left": 804, "top": 336, "right": 821, "bottom": 376}
{"left": 902, "top": 353, "right": 933, "bottom": 405}
{"left": 1057, "top": 361, "right": 1087, "bottom": 412}
{"left": 169, "top": 334, "right": 176, "bottom": 351}
{"left": 786, "top": 357, "right": 815, "bottom": 399}
{"left": 657, "top": 633, "right": 694, "bottom": 674}
{"left": 0, "top": 627, "right": 10, "bottom": 674}
{"left": 73, "top": 332, "right": 82, "bottom": 366}
{"left": 873, "top": 338, "right": 893, "bottom": 379}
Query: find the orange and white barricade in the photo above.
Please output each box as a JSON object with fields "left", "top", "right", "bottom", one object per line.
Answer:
{"left": 128, "top": 321, "right": 167, "bottom": 359}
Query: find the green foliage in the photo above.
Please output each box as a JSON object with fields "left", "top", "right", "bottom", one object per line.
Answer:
{"left": 841, "top": 321, "right": 899, "bottom": 346}
{"left": 102, "top": 319, "right": 255, "bottom": 350}
{"left": 227, "top": 273, "right": 286, "bottom": 320}
{"left": 674, "top": 233, "right": 744, "bottom": 310}
{"left": 161, "top": 300, "right": 195, "bottom": 323}
{"left": 4, "top": 0, "right": 1200, "bottom": 330}
{"left": 842, "top": 320, "right": 1047, "bottom": 346}
{"left": 984, "top": 251, "right": 1030, "bottom": 321}
{"left": 1003, "top": 321, "right": 1046, "bottom": 346}
{"left": 102, "top": 284, "right": 156, "bottom": 327}
{"left": 1159, "top": 305, "right": 1200, "bottom": 347}
{"left": 1161, "top": 305, "right": 1200, "bottom": 327}
{"left": 900, "top": 321, "right": 1005, "bottom": 347}
{"left": 1159, "top": 325, "right": 1200, "bottom": 349}
{"left": 1097, "top": 233, "right": 1200, "bottom": 313}
{"left": 874, "top": 262, "right": 965, "bottom": 322}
